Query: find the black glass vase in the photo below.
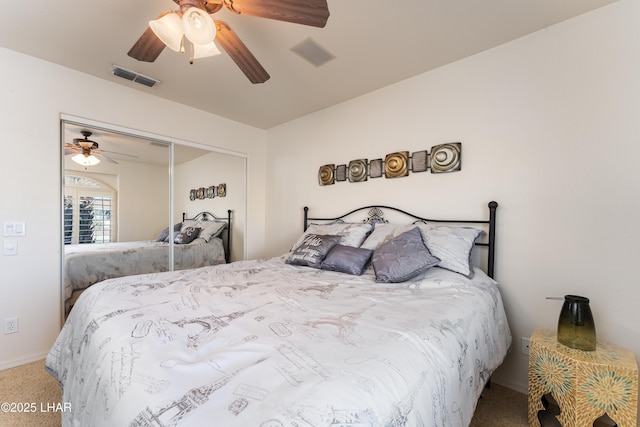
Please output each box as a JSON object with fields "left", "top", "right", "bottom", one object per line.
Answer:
{"left": 557, "top": 295, "right": 596, "bottom": 351}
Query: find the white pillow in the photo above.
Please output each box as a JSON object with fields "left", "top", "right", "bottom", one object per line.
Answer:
{"left": 292, "top": 223, "right": 373, "bottom": 251}
{"left": 416, "top": 224, "right": 483, "bottom": 278}
{"left": 197, "top": 221, "right": 226, "bottom": 242}
{"left": 181, "top": 220, "right": 198, "bottom": 230}
{"left": 359, "top": 223, "right": 415, "bottom": 250}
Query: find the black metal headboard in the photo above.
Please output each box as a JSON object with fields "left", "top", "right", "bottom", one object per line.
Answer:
{"left": 304, "top": 201, "right": 498, "bottom": 278}
{"left": 182, "top": 210, "right": 232, "bottom": 263}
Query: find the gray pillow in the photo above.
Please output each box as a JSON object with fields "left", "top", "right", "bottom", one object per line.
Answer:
{"left": 156, "top": 222, "right": 182, "bottom": 242}
{"left": 321, "top": 244, "right": 373, "bottom": 275}
{"left": 291, "top": 223, "right": 373, "bottom": 250}
{"left": 372, "top": 227, "right": 440, "bottom": 283}
{"left": 287, "top": 234, "right": 341, "bottom": 268}
{"left": 174, "top": 227, "right": 201, "bottom": 244}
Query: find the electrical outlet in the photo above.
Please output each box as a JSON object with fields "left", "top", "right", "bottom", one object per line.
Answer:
{"left": 4, "top": 317, "right": 18, "bottom": 334}
{"left": 521, "top": 337, "right": 530, "bottom": 355}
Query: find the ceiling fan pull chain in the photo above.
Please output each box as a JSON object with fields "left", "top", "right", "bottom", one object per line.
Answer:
{"left": 187, "top": 40, "right": 195, "bottom": 64}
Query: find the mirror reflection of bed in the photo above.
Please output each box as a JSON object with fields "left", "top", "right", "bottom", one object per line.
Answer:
{"left": 61, "top": 120, "right": 246, "bottom": 315}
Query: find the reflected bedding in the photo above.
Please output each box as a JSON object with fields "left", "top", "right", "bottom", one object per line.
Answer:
{"left": 64, "top": 238, "right": 225, "bottom": 301}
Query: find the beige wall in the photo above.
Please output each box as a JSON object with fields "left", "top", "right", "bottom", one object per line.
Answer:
{"left": 0, "top": 47, "right": 267, "bottom": 368}
{"left": 265, "top": 0, "right": 640, "bottom": 413}
{"left": 174, "top": 151, "right": 247, "bottom": 262}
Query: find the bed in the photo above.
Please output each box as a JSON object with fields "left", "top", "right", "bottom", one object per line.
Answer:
{"left": 64, "top": 211, "right": 231, "bottom": 310}
{"left": 47, "top": 202, "right": 511, "bottom": 427}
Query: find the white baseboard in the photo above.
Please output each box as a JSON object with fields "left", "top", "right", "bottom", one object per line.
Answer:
{"left": 0, "top": 352, "right": 49, "bottom": 371}
{"left": 491, "top": 374, "right": 528, "bottom": 395}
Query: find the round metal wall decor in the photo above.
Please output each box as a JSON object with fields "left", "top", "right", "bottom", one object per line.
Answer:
{"left": 430, "top": 143, "right": 461, "bottom": 173}
{"left": 206, "top": 186, "right": 216, "bottom": 198}
{"left": 318, "top": 164, "right": 335, "bottom": 186}
{"left": 189, "top": 183, "right": 226, "bottom": 199}
{"left": 316, "top": 143, "right": 462, "bottom": 186}
{"left": 384, "top": 151, "right": 409, "bottom": 178}
{"left": 348, "top": 159, "right": 368, "bottom": 182}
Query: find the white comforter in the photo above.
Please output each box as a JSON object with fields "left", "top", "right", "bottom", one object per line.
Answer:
{"left": 47, "top": 256, "right": 511, "bottom": 427}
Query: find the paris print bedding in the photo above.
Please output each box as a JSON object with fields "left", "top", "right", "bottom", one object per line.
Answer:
{"left": 47, "top": 255, "right": 511, "bottom": 427}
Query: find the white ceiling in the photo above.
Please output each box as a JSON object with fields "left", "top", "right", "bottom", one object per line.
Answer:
{"left": 1, "top": 0, "right": 618, "bottom": 129}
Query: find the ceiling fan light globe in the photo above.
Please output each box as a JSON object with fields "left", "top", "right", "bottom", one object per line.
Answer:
{"left": 149, "top": 12, "right": 183, "bottom": 52}
{"left": 182, "top": 8, "right": 216, "bottom": 45}
{"left": 72, "top": 153, "right": 100, "bottom": 166}
{"left": 193, "top": 41, "right": 221, "bottom": 59}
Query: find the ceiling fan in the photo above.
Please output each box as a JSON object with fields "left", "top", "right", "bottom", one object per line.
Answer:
{"left": 127, "top": 0, "right": 330, "bottom": 84}
{"left": 65, "top": 131, "right": 119, "bottom": 165}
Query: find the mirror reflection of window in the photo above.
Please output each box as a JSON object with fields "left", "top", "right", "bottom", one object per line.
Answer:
{"left": 64, "top": 175, "right": 117, "bottom": 245}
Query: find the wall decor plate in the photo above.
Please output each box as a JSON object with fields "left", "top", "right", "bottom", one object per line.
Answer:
{"left": 318, "top": 164, "right": 335, "bottom": 186}
{"left": 384, "top": 151, "right": 409, "bottom": 178}
{"left": 369, "top": 159, "right": 383, "bottom": 178}
{"left": 217, "top": 183, "right": 226, "bottom": 197}
{"left": 431, "top": 143, "right": 461, "bottom": 173}
{"left": 317, "top": 144, "right": 462, "bottom": 185}
{"left": 197, "top": 187, "right": 205, "bottom": 199}
{"left": 348, "top": 159, "right": 368, "bottom": 182}
{"left": 411, "top": 150, "right": 429, "bottom": 172}
{"left": 206, "top": 186, "right": 216, "bottom": 198}
{"left": 189, "top": 189, "right": 197, "bottom": 201}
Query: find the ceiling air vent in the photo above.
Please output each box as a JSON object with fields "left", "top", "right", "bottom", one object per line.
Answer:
{"left": 290, "top": 38, "right": 335, "bottom": 67}
{"left": 111, "top": 65, "right": 161, "bottom": 88}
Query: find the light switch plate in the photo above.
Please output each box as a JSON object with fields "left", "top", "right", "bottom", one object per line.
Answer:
{"left": 3, "top": 222, "right": 26, "bottom": 237}
{"left": 3, "top": 239, "right": 18, "bottom": 256}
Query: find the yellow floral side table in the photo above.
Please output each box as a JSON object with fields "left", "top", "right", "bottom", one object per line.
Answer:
{"left": 528, "top": 329, "right": 638, "bottom": 427}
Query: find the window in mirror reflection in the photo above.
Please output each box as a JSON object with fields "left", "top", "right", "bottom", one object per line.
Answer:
{"left": 64, "top": 175, "right": 117, "bottom": 244}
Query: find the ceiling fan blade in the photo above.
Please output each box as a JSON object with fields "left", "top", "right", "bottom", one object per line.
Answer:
{"left": 64, "top": 144, "right": 81, "bottom": 155}
{"left": 94, "top": 153, "right": 119, "bottom": 164}
{"left": 127, "top": 12, "right": 170, "bottom": 62}
{"left": 214, "top": 21, "right": 270, "bottom": 84}
{"left": 99, "top": 149, "right": 139, "bottom": 159}
{"left": 223, "top": 0, "right": 329, "bottom": 28}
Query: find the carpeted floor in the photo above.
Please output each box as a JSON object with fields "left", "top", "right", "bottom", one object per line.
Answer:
{"left": 0, "top": 360, "right": 62, "bottom": 427}
{"left": 0, "top": 359, "right": 528, "bottom": 426}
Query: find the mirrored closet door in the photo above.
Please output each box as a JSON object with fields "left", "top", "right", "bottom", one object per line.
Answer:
{"left": 60, "top": 117, "right": 246, "bottom": 318}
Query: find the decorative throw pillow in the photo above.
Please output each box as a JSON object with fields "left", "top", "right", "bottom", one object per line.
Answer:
{"left": 321, "top": 244, "right": 373, "bottom": 275}
{"left": 291, "top": 223, "right": 373, "bottom": 251}
{"left": 197, "top": 221, "right": 226, "bottom": 242}
{"left": 417, "top": 224, "right": 482, "bottom": 278}
{"left": 372, "top": 227, "right": 440, "bottom": 283}
{"left": 156, "top": 222, "right": 182, "bottom": 242}
{"left": 174, "top": 227, "right": 201, "bottom": 244}
{"left": 287, "top": 234, "right": 341, "bottom": 268}
{"left": 360, "top": 223, "right": 416, "bottom": 250}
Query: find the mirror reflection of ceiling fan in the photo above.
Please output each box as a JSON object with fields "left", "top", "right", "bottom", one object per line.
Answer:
{"left": 127, "top": 0, "right": 330, "bottom": 84}
{"left": 65, "top": 131, "right": 138, "bottom": 166}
